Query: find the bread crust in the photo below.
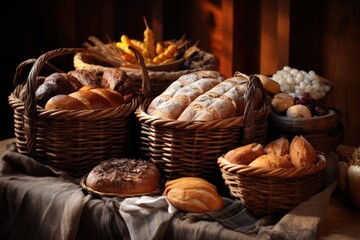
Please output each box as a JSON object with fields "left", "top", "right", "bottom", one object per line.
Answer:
{"left": 164, "top": 177, "right": 224, "bottom": 212}
{"left": 249, "top": 154, "right": 294, "bottom": 168}
{"left": 264, "top": 137, "right": 289, "bottom": 157}
{"left": 224, "top": 143, "right": 265, "bottom": 165}
{"left": 289, "top": 135, "right": 317, "bottom": 167}
{"left": 86, "top": 158, "right": 161, "bottom": 195}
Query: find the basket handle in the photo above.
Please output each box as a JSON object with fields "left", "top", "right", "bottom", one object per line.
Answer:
{"left": 128, "top": 45, "right": 151, "bottom": 99}
{"left": 23, "top": 48, "right": 83, "bottom": 157}
{"left": 242, "top": 75, "right": 271, "bottom": 144}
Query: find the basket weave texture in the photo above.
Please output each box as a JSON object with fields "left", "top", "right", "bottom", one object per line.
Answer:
{"left": 217, "top": 153, "right": 326, "bottom": 215}
{"left": 74, "top": 50, "right": 218, "bottom": 98}
{"left": 8, "top": 48, "right": 151, "bottom": 178}
{"left": 135, "top": 76, "right": 271, "bottom": 186}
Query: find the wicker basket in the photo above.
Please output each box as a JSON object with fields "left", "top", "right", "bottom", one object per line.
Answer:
{"left": 8, "top": 48, "right": 151, "bottom": 178}
{"left": 217, "top": 153, "right": 327, "bottom": 215}
{"left": 74, "top": 50, "right": 218, "bottom": 97}
{"left": 135, "top": 76, "right": 271, "bottom": 188}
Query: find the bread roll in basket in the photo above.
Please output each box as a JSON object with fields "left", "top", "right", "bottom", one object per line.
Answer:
{"left": 8, "top": 47, "right": 151, "bottom": 177}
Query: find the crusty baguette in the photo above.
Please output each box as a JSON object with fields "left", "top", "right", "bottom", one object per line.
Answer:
{"left": 178, "top": 75, "right": 263, "bottom": 121}
{"left": 147, "top": 70, "right": 225, "bottom": 119}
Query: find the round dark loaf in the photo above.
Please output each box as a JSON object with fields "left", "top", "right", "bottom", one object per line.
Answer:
{"left": 86, "top": 158, "right": 161, "bottom": 195}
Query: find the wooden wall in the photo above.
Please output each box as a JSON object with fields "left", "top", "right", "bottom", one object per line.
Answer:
{"left": 1, "top": 0, "right": 359, "bottom": 148}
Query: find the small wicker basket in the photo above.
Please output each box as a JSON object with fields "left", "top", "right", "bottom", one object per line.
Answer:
{"left": 74, "top": 50, "right": 218, "bottom": 98}
{"left": 217, "top": 153, "right": 327, "bottom": 215}
{"left": 135, "top": 76, "right": 271, "bottom": 188}
{"left": 8, "top": 47, "right": 151, "bottom": 178}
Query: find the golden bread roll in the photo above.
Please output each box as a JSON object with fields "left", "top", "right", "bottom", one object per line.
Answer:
{"left": 264, "top": 137, "right": 289, "bottom": 157}
{"left": 86, "top": 158, "right": 161, "bottom": 195}
{"left": 289, "top": 135, "right": 317, "bottom": 167}
{"left": 256, "top": 74, "right": 281, "bottom": 95}
{"left": 249, "top": 154, "right": 294, "bottom": 168}
{"left": 271, "top": 92, "right": 294, "bottom": 114}
{"left": 224, "top": 143, "right": 265, "bottom": 165}
{"left": 164, "top": 177, "right": 224, "bottom": 213}
{"left": 45, "top": 86, "right": 125, "bottom": 110}
{"left": 45, "top": 94, "right": 89, "bottom": 110}
{"left": 165, "top": 176, "right": 211, "bottom": 189}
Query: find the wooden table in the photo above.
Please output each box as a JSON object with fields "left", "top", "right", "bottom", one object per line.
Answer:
{"left": 1, "top": 138, "right": 359, "bottom": 239}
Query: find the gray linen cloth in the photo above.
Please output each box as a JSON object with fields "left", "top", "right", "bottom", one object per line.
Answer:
{"left": 0, "top": 142, "right": 338, "bottom": 240}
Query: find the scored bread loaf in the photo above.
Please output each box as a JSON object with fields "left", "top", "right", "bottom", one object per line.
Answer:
{"left": 224, "top": 143, "right": 265, "bottom": 165}
{"left": 163, "top": 177, "right": 224, "bottom": 213}
{"left": 45, "top": 86, "right": 125, "bottom": 110}
{"left": 147, "top": 70, "right": 225, "bottom": 119}
{"left": 178, "top": 75, "right": 257, "bottom": 121}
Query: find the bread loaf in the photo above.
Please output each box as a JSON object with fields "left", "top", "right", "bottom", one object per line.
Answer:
{"left": 164, "top": 177, "right": 224, "bottom": 213}
{"left": 147, "top": 70, "right": 225, "bottom": 119}
{"left": 101, "top": 69, "right": 137, "bottom": 102}
{"left": 249, "top": 154, "right": 294, "bottom": 168}
{"left": 35, "top": 72, "right": 83, "bottom": 107}
{"left": 224, "top": 143, "right": 265, "bottom": 165}
{"left": 264, "top": 137, "right": 289, "bottom": 157}
{"left": 45, "top": 86, "right": 125, "bottom": 110}
{"left": 68, "top": 69, "right": 101, "bottom": 87}
{"left": 178, "top": 75, "right": 260, "bottom": 121}
{"left": 289, "top": 135, "right": 317, "bottom": 167}
{"left": 255, "top": 74, "right": 281, "bottom": 96}
{"left": 86, "top": 158, "right": 161, "bottom": 195}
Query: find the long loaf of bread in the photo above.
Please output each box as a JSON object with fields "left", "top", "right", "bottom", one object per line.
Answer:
{"left": 147, "top": 70, "right": 225, "bottom": 119}
{"left": 178, "top": 75, "right": 252, "bottom": 121}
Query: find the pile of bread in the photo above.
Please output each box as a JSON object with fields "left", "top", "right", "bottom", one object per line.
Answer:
{"left": 224, "top": 135, "right": 318, "bottom": 168}
{"left": 22, "top": 68, "right": 138, "bottom": 110}
{"left": 84, "top": 157, "right": 224, "bottom": 213}
{"left": 146, "top": 70, "right": 269, "bottom": 121}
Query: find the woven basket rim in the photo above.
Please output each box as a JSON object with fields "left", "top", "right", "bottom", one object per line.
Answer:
{"left": 217, "top": 153, "right": 326, "bottom": 178}
{"left": 136, "top": 99, "right": 247, "bottom": 130}
{"left": 74, "top": 50, "right": 218, "bottom": 79}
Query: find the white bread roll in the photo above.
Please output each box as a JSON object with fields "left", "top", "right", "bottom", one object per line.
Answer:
{"left": 224, "top": 143, "right": 265, "bottom": 165}
{"left": 264, "top": 137, "right": 289, "bottom": 157}
{"left": 289, "top": 135, "right": 317, "bottom": 167}
{"left": 164, "top": 177, "right": 224, "bottom": 213}
{"left": 249, "top": 154, "right": 294, "bottom": 168}
{"left": 147, "top": 70, "right": 225, "bottom": 119}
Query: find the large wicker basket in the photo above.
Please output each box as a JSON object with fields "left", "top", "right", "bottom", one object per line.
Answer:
{"left": 135, "top": 76, "right": 271, "bottom": 188}
{"left": 8, "top": 47, "right": 151, "bottom": 178}
{"left": 74, "top": 50, "right": 218, "bottom": 98}
{"left": 217, "top": 153, "right": 327, "bottom": 215}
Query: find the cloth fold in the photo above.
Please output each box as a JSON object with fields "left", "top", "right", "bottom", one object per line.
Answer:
{"left": 0, "top": 141, "right": 339, "bottom": 240}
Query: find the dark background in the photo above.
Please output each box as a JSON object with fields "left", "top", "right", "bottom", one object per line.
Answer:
{"left": 1, "top": 0, "right": 359, "bottom": 147}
